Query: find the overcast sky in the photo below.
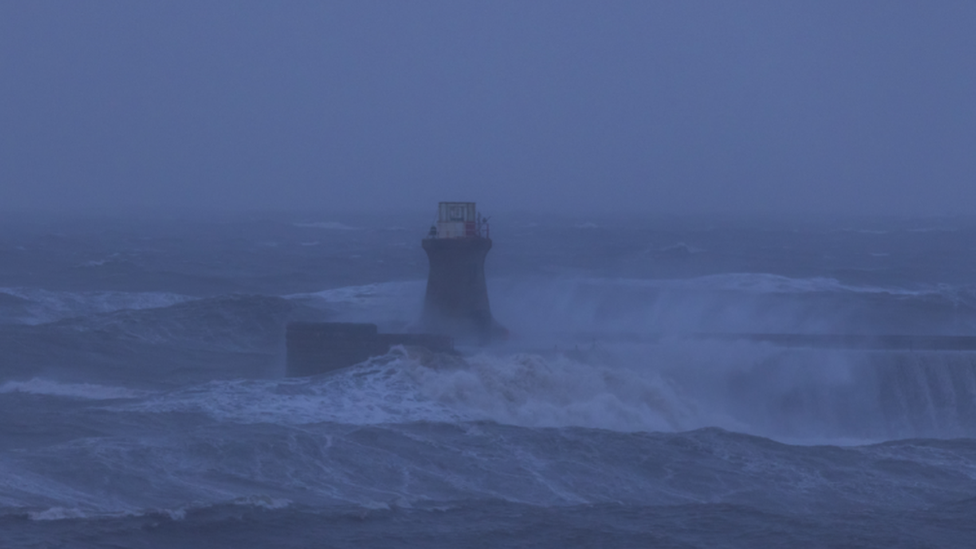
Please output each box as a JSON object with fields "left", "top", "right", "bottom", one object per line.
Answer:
{"left": 1, "top": 1, "right": 974, "bottom": 215}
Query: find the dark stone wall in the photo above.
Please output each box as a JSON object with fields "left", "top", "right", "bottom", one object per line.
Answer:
{"left": 286, "top": 322, "right": 453, "bottom": 377}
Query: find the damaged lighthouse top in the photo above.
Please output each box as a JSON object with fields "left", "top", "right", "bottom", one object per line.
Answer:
{"left": 421, "top": 202, "right": 505, "bottom": 344}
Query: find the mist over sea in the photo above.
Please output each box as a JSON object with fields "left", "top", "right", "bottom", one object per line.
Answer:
{"left": 3, "top": 212, "right": 976, "bottom": 547}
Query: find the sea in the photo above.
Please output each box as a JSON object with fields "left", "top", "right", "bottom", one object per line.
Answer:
{"left": 2, "top": 210, "right": 976, "bottom": 548}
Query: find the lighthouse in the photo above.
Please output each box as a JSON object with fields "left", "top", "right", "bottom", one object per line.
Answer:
{"left": 420, "top": 202, "right": 505, "bottom": 344}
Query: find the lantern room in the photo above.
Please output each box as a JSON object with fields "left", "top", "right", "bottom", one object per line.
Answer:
{"left": 432, "top": 202, "right": 486, "bottom": 239}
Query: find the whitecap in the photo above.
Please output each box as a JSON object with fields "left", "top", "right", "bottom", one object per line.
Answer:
{"left": 0, "top": 379, "right": 148, "bottom": 400}
{"left": 28, "top": 507, "right": 91, "bottom": 521}
{"left": 119, "top": 348, "right": 689, "bottom": 433}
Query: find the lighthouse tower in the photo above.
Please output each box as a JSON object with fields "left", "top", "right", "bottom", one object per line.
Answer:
{"left": 420, "top": 202, "right": 504, "bottom": 344}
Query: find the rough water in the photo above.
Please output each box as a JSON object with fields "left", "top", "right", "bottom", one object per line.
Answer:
{"left": 2, "top": 212, "right": 976, "bottom": 547}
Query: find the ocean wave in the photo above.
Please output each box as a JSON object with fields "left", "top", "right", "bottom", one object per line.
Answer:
{"left": 23, "top": 496, "right": 293, "bottom": 522}
{"left": 293, "top": 221, "right": 361, "bottom": 231}
{"left": 113, "top": 342, "right": 976, "bottom": 442}
{"left": 119, "top": 350, "right": 472, "bottom": 426}
{"left": 605, "top": 273, "right": 938, "bottom": 296}
{"left": 411, "top": 352, "right": 690, "bottom": 432}
{"left": 98, "top": 345, "right": 756, "bottom": 435}
{"left": 27, "top": 506, "right": 107, "bottom": 521}
{"left": 0, "top": 288, "right": 193, "bottom": 325}
{"left": 286, "top": 281, "right": 425, "bottom": 324}
{"left": 290, "top": 281, "right": 424, "bottom": 305}
{"left": 55, "top": 294, "right": 298, "bottom": 351}
{"left": 279, "top": 276, "right": 975, "bottom": 339}
{"left": 283, "top": 276, "right": 976, "bottom": 332}
{"left": 5, "top": 424, "right": 976, "bottom": 517}
{"left": 295, "top": 274, "right": 975, "bottom": 307}
{"left": 0, "top": 379, "right": 148, "bottom": 400}
{"left": 488, "top": 275, "right": 976, "bottom": 335}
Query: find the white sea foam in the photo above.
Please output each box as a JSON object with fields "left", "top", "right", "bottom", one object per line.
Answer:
{"left": 0, "top": 460, "right": 128, "bottom": 514}
{"left": 0, "top": 379, "right": 148, "bottom": 400}
{"left": 23, "top": 498, "right": 290, "bottom": 521}
{"left": 28, "top": 506, "right": 92, "bottom": 521}
{"left": 120, "top": 349, "right": 697, "bottom": 432}
{"left": 113, "top": 339, "right": 976, "bottom": 442}
{"left": 231, "top": 495, "right": 292, "bottom": 510}
{"left": 121, "top": 353, "right": 468, "bottom": 425}
{"left": 413, "top": 352, "right": 690, "bottom": 432}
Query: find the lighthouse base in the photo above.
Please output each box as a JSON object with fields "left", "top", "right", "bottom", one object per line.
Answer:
{"left": 420, "top": 237, "right": 505, "bottom": 345}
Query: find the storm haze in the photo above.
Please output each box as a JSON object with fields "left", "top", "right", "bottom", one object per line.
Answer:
{"left": 1, "top": 1, "right": 975, "bottom": 215}
{"left": 8, "top": 4, "right": 976, "bottom": 545}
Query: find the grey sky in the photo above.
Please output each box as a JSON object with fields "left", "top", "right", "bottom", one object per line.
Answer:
{"left": 1, "top": 1, "right": 974, "bottom": 215}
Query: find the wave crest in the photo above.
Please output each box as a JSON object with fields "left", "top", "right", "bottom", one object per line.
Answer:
{"left": 0, "top": 379, "right": 147, "bottom": 400}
